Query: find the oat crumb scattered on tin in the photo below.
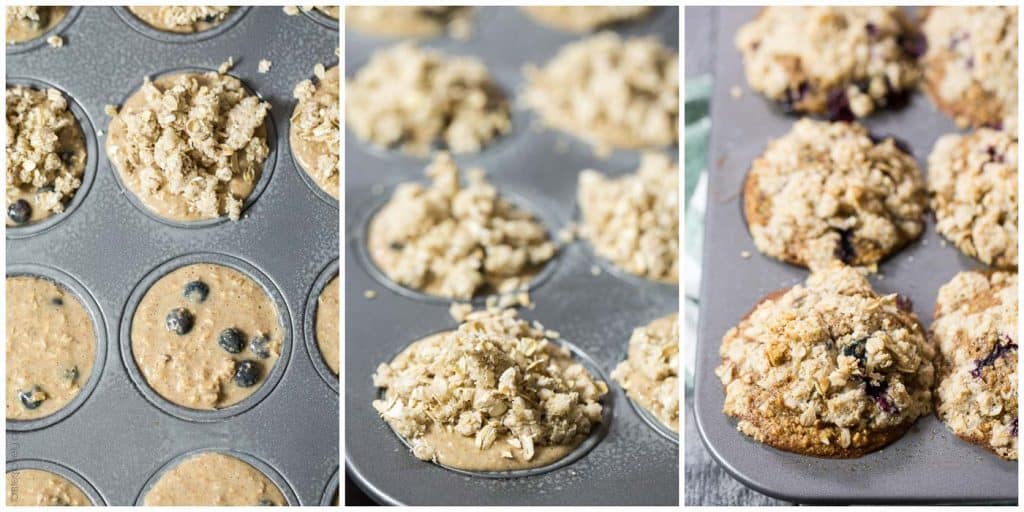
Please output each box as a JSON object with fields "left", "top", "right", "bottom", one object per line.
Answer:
{"left": 590, "top": 265, "right": 602, "bottom": 276}
{"left": 740, "top": 250, "right": 751, "bottom": 259}
{"left": 282, "top": 6, "right": 300, "bottom": 16}
{"left": 103, "top": 104, "right": 119, "bottom": 117}
{"left": 364, "top": 290, "right": 377, "bottom": 299}
{"left": 257, "top": 59, "right": 272, "bottom": 73}
{"left": 46, "top": 34, "right": 62, "bottom": 48}
{"left": 218, "top": 56, "right": 234, "bottom": 74}
{"left": 730, "top": 85, "right": 743, "bottom": 99}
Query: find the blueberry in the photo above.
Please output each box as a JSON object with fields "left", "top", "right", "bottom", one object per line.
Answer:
{"left": 986, "top": 146, "right": 1005, "bottom": 163}
{"left": 833, "top": 228, "right": 856, "bottom": 264}
{"left": 895, "top": 294, "right": 913, "bottom": 313}
{"left": 183, "top": 280, "right": 209, "bottom": 303}
{"left": 7, "top": 199, "right": 31, "bottom": 225}
{"left": 58, "top": 150, "right": 76, "bottom": 164}
{"left": 1011, "top": 418, "right": 1018, "bottom": 438}
{"left": 899, "top": 33, "right": 928, "bottom": 59}
{"left": 36, "top": 184, "right": 55, "bottom": 195}
{"left": 865, "top": 23, "right": 878, "bottom": 38}
{"left": 249, "top": 334, "right": 272, "bottom": 359}
{"left": 841, "top": 338, "right": 867, "bottom": 364}
{"left": 825, "top": 88, "right": 855, "bottom": 122}
{"left": 19, "top": 386, "right": 45, "bottom": 410}
{"left": 64, "top": 366, "right": 79, "bottom": 384}
{"left": 218, "top": 328, "right": 245, "bottom": 354}
{"left": 864, "top": 380, "right": 898, "bottom": 414}
{"left": 166, "top": 308, "right": 194, "bottom": 335}
{"left": 50, "top": 297, "right": 64, "bottom": 306}
{"left": 233, "top": 360, "right": 261, "bottom": 387}
{"left": 388, "top": 241, "right": 405, "bottom": 251}
{"left": 257, "top": 498, "right": 276, "bottom": 506}
{"left": 970, "top": 334, "right": 1017, "bottom": 378}
{"left": 778, "top": 82, "right": 809, "bottom": 114}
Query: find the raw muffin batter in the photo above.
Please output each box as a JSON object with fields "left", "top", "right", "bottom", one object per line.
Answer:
{"left": 933, "top": 270, "right": 1018, "bottom": 460}
{"left": 524, "top": 32, "right": 678, "bottom": 155}
{"left": 717, "top": 264, "right": 935, "bottom": 457}
{"left": 315, "top": 275, "right": 339, "bottom": 375}
{"left": 131, "top": 263, "right": 283, "bottom": 410}
{"left": 128, "top": 6, "right": 231, "bottom": 33}
{"left": 612, "top": 313, "right": 679, "bottom": 433}
{"left": 291, "top": 64, "right": 339, "bottom": 199}
{"left": 6, "top": 276, "right": 95, "bottom": 421}
{"left": 5, "top": 469, "right": 90, "bottom": 506}
{"left": 920, "top": 6, "right": 1018, "bottom": 130}
{"left": 744, "top": 119, "right": 927, "bottom": 269}
{"left": 929, "top": 129, "right": 1018, "bottom": 269}
{"left": 520, "top": 6, "right": 651, "bottom": 32}
{"left": 577, "top": 153, "right": 678, "bottom": 283}
{"left": 346, "top": 6, "right": 471, "bottom": 39}
{"left": 368, "top": 153, "right": 556, "bottom": 300}
{"left": 6, "top": 86, "right": 86, "bottom": 226}
{"left": 347, "top": 43, "right": 510, "bottom": 156}
{"left": 735, "top": 7, "right": 922, "bottom": 119}
{"left": 5, "top": 6, "right": 68, "bottom": 44}
{"left": 106, "top": 70, "right": 270, "bottom": 221}
{"left": 143, "top": 452, "right": 285, "bottom": 506}
{"left": 373, "top": 308, "right": 607, "bottom": 471}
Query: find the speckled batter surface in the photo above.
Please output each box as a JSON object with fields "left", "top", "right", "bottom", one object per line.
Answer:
{"left": 6, "top": 275, "right": 95, "bottom": 421}
{"left": 131, "top": 263, "right": 282, "bottom": 410}
{"left": 612, "top": 313, "right": 679, "bottom": 433}
{"left": 5, "top": 469, "right": 90, "bottom": 506}
{"left": 315, "top": 275, "right": 339, "bottom": 375}
{"left": 143, "top": 452, "right": 285, "bottom": 506}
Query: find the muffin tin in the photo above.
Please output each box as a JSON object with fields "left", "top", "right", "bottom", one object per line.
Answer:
{"left": 344, "top": 6, "right": 679, "bottom": 505}
{"left": 692, "top": 6, "right": 1018, "bottom": 504}
{"left": 6, "top": 6, "right": 338, "bottom": 505}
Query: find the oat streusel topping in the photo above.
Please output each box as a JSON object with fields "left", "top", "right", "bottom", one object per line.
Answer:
{"left": 578, "top": 153, "right": 678, "bottom": 283}
{"left": 933, "top": 270, "right": 1018, "bottom": 460}
{"left": 520, "top": 6, "right": 651, "bottom": 33}
{"left": 6, "top": 6, "right": 68, "bottom": 44}
{"left": 744, "top": 118, "right": 927, "bottom": 269}
{"left": 921, "top": 6, "right": 1018, "bottom": 131}
{"left": 5, "top": 86, "right": 86, "bottom": 226}
{"left": 716, "top": 264, "right": 935, "bottom": 457}
{"left": 346, "top": 6, "right": 472, "bottom": 39}
{"left": 928, "top": 128, "right": 1017, "bottom": 269}
{"left": 128, "top": 6, "right": 231, "bottom": 34}
{"left": 612, "top": 313, "right": 679, "bottom": 432}
{"left": 735, "top": 7, "right": 922, "bottom": 119}
{"left": 106, "top": 71, "right": 270, "bottom": 221}
{"left": 372, "top": 308, "right": 607, "bottom": 470}
{"left": 347, "top": 43, "right": 509, "bottom": 156}
{"left": 523, "top": 32, "right": 678, "bottom": 156}
{"left": 291, "top": 64, "right": 340, "bottom": 199}
{"left": 368, "top": 153, "right": 556, "bottom": 300}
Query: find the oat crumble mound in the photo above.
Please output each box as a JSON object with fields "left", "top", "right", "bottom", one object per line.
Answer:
{"left": 524, "top": 32, "right": 678, "bottom": 155}
{"left": 921, "top": 6, "right": 1018, "bottom": 131}
{"left": 5, "top": 86, "right": 85, "bottom": 225}
{"left": 716, "top": 263, "right": 936, "bottom": 457}
{"left": 372, "top": 308, "right": 607, "bottom": 465}
{"left": 578, "top": 153, "right": 678, "bottom": 283}
{"left": 928, "top": 128, "right": 1017, "bottom": 269}
{"left": 106, "top": 71, "right": 270, "bottom": 221}
{"left": 933, "top": 270, "right": 1018, "bottom": 460}
{"left": 129, "top": 6, "right": 231, "bottom": 34}
{"left": 744, "top": 118, "right": 927, "bottom": 270}
{"left": 735, "top": 7, "right": 922, "bottom": 120}
{"left": 520, "top": 6, "right": 651, "bottom": 33}
{"left": 347, "top": 43, "right": 509, "bottom": 156}
{"left": 612, "top": 313, "right": 679, "bottom": 432}
{"left": 368, "top": 153, "right": 556, "bottom": 300}
{"left": 291, "top": 64, "right": 340, "bottom": 199}
{"left": 6, "top": 6, "right": 66, "bottom": 44}
{"left": 346, "top": 6, "right": 472, "bottom": 39}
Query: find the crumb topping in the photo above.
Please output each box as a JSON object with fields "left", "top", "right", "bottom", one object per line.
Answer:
{"left": 373, "top": 308, "right": 607, "bottom": 464}
{"left": 717, "top": 264, "right": 935, "bottom": 457}
{"left": 928, "top": 128, "right": 1017, "bottom": 268}
{"left": 933, "top": 270, "right": 1018, "bottom": 460}
{"left": 520, "top": 6, "right": 651, "bottom": 32}
{"left": 612, "top": 313, "right": 679, "bottom": 432}
{"left": 128, "top": 6, "right": 231, "bottom": 34}
{"left": 735, "top": 7, "right": 922, "bottom": 119}
{"left": 368, "top": 153, "right": 556, "bottom": 300}
{"left": 106, "top": 71, "right": 270, "bottom": 221}
{"left": 921, "top": 6, "right": 1018, "bottom": 131}
{"left": 578, "top": 153, "right": 678, "bottom": 283}
{"left": 5, "top": 86, "right": 85, "bottom": 225}
{"left": 346, "top": 6, "right": 472, "bottom": 39}
{"left": 6, "top": 6, "right": 67, "bottom": 44}
{"left": 524, "top": 32, "right": 678, "bottom": 156}
{"left": 291, "top": 64, "right": 340, "bottom": 199}
{"left": 347, "top": 43, "right": 509, "bottom": 156}
{"left": 744, "top": 118, "right": 927, "bottom": 269}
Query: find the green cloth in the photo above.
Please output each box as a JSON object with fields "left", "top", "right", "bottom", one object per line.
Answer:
{"left": 683, "top": 75, "right": 712, "bottom": 385}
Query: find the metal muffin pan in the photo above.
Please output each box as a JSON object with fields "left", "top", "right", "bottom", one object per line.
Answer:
{"left": 693, "top": 6, "right": 1018, "bottom": 505}
{"left": 5, "top": 6, "right": 338, "bottom": 505}
{"left": 344, "top": 6, "right": 679, "bottom": 506}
